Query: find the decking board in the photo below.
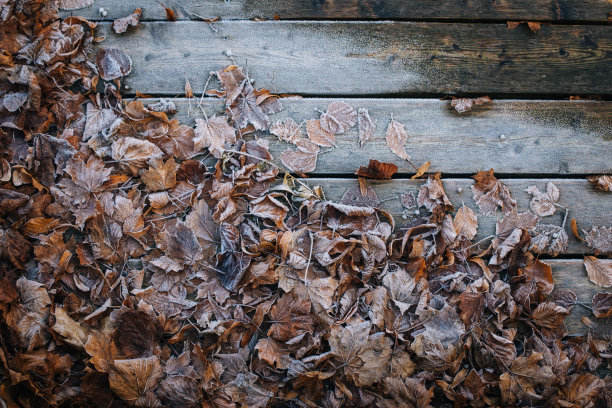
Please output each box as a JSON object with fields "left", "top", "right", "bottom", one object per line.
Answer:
{"left": 301, "top": 178, "right": 610, "bottom": 255}
{"left": 96, "top": 21, "right": 612, "bottom": 96}
{"left": 63, "top": 0, "right": 612, "bottom": 22}
{"left": 156, "top": 98, "right": 612, "bottom": 175}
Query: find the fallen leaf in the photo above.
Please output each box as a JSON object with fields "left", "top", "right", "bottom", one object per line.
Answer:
{"left": 587, "top": 175, "right": 612, "bottom": 191}
{"left": 96, "top": 48, "right": 132, "bottom": 81}
{"left": 109, "top": 356, "right": 163, "bottom": 401}
{"left": 58, "top": 0, "right": 94, "bottom": 9}
{"left": 306, "top": 119, "right": 336, "bottom": 147}
{"left": 584, "top": 256, "right": 612, "bottom": 287}
{"left": 451, "top": 96, "right": 491, "bottom": 113}
{"left": 113, "top": 9, "right": 141, "bottom": 34}
{"left": 471, "top": 169, "right": 516, "bottom": 215}
{"left": 411, "top": 161, "right": 431, "bottom": 179}
{"left": 267, "top": 293, "right": 315, "bottom": 342}
{"left": 140, "top": 157, "right": 177, "bottom": 192}
{"left": 194, "top": 116, "right": 237, "bottom": 158}
{"left": 417, "top": 173, "right": 453, "bottom": 212}
{"left": 319, "top": 101, "right": 357, "bottom": 134}
{"left": 454, "top": 205, "right": 478, "bottom": 240}
{"left": 582, "top": 226, "right": 612, "bottom": 255}
{"left": 386, "top": 119, "right": 409, "bottom": 160}
{"left": 592, "top": 292, "right": 612, "bottom": 318}
{"left": 159, "top": 3, "right": 176, "bottom": 21}
{"left": 525, "top": 182, "right": 559, "bottom": 217}
{"left": 355, "top": 159, "right": 398, "bottom": 179}
{"left": 531, "top": 301, "right": 569, "bottom": 328}
{"left": 357, "top": 108, "right": 375, "bottom": 147}
{"left": 279, "top": 138, "right": 319, "bottom": 173}
{"left": 270, "top": 118, "right": 303, "bottom": 144}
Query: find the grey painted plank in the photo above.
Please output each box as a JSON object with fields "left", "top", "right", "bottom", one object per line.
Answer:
{"left": 97, "top": 21, "right": 612, "bottom": 95}
{"left": 147, "top": 98, "right": 612, "bottom": 175}
{"left": 308, "top": 178, "right": 609, "bottom": 255}
{"left": 63, "top": 0, "right": 612, "bottom": 22}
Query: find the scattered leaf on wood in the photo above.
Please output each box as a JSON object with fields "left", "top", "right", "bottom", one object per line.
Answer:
{"left": 355, "top": 159, "right": 398, "bottom": 179}
{"left": 357, "top": 108, "right": 375, "bottom": 147}
{"left": 583, "top": 226, "right": 612, "bottom": 255}
{"left": 113, "top": 9, "right": 142, "bottom": 34}
{"left": 592, "top": 292, "right": 612, "bottom": 317}
{"left": 306, "top": 119, "right": 336, "bottom": 147}
{"left": 386, "top": 118, "right": 410, "bottom": 160}
{"left": 96, "top": 48, "right": 133, "bottom": 81}
{"left": 588, "top": 175, "right": 612, "bottom": 191}
{"left": 584, "top": 256, "right": 612, "bottom": 287}
{"left": 451, "top": 96, "right": 491, "bottom": 113}
{"left": 525, "top": 182, "right": 559, "bottom": 217}
{"left": 319, "top": 101, "right": 357, "bottom": 134}
{"left": 471, "top": 169, "right": 517, "bottom": 214}
{"left": 159, "top": 2, "right": 176, "bottom": 21}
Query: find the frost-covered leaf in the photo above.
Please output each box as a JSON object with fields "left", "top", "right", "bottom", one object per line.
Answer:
{"left": 113, "top": 9, "right": 141, "bottom": 34}
{"left": 525, "top": 182, "right": 559, "bottom": 217}
{"left": 584, "top": 256, "right": 612, "bottom": 287}
{"left": 471, "top": 169, "right": 516, "bottom": 215}
{"left": 194, "top": 116, "right": 236, "bottom": 158}
{"left": 319, "top": 101, "right": 357, "bottom": 134}
{"left": 96, "top": 48, "right": 132, "bottom": 81}
{"left": 454, "top": 205, "right": 478, "bottom": 240}
{"left": 357, "top": 108, "right": 375, "bottom": 147}
{"left": 386, "top": 119, "right": 409, "bottom": 160}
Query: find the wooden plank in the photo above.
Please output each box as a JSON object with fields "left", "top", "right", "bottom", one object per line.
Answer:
{"left": 159, "top": 97, "right": 612, "bottom": 175}
{"left": 547, "top": 260, "right": 611, "bottom": 335}
{"left": 97, "top": 21, "right": 612, "bottom": 96}
{"left": 63, "top": 0, "right": 612, "bottom": 22}
{"left": 302, "top": 178, "right": 610, "bottom": 255}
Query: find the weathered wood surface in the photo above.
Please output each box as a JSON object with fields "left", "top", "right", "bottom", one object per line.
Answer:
{"left": 547, "top": 260, "right": 611, "bottom": 335}
{"left": 156, "top": 97, "right": 612, "bottom": 175}
{"left": 305, "top": 178, "right": 610, "bottom": 255}
{"left": 63, "top": 0, "right": 612, "bottom": 22}
{"left": 97, "top": 21, "right": 612, "bottom": 96}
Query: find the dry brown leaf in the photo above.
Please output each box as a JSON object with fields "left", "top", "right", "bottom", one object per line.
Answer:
{"left": 52, "top": 307, "right": 89, "bottom": 350}
{"left": 530, "top": 224, "right": 569, "bottom": 257}
{"left": 306, "top": 119, "right": 336, "bottom": 147}
{"left": 531, "top": 301, "right": 569, "bottom": 329}
{"left": 592, "top": 292, "right": 612, "bottom": 318}
{"left": 357, "top": 108, "right": 375, "bottom": 147}
{"left": 354, "top": 159, "right": 398, "bottom": 179}
{"left": 194, "top": 116, "right": 236, "bottom": 158}
{"left": 270, "top": 118, "right": 303, "bottom": 144}
{"left": 113, "top": 9, "right": 141, "bottom": 34}
{"left": 109, "top": 356, "right": 163, "bottom": 401}
{"left": 588, "top": 175, "right": 612, "bottom": 191}
{"left": 417, "top": 173, "right": 453, "bottom": 212}
{"left": 319, "top": 101, "right": 357, "bottom": 134}
{"left": 96, "top": 48, "right": 132, "bottom": 81}
{"left": 411, "top": 161, "right": 431, "bottom": 179}
{"left": 267, "top": 293, "right": 315, "bottom": 342}
{"left": 471, "top": 169, "right": 517, "bottom": 215}
{"left": 111, "top": 137, "right": 163, "bottom": 176}
{"left": 582, "top": 226, "right": 612, "bottom": 255}
{"left": 584, "top": 256, "right": 612, "bottom": 287}
{"left": 184, "top": 79, "right": 194, "bottom": 99}
{"left": 279, "top": 138, "right": 319, "bottom": 173}
{"left": 525, "top": 182, "right": 559, "bottom": 217}
{"left": 386, "top": 119, "right": 409, "bottom": 160}
{"left": 454, "top": 205, "right": 478, "bottom": 240}
{"left": 451, "top": 96, "right": 491, "bottom": 113}
{"left": 58, "top": 0, "right": 94, "bottom": 9}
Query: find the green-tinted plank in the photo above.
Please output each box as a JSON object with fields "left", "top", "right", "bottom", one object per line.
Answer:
{"left": 62, "top": 0, "right": 612, "bottom": 22}
{"left": 96, "top": 21, "right": 612, "bottom": 96}
{"left": 156, "top": 97, "right": 612, "bottom": 175}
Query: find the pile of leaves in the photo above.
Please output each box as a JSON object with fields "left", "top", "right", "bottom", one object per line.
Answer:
{"left": 1, "top": 2, "right": 612, "bottom": 407}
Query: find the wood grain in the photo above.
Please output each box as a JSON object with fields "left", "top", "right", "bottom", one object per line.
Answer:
{"left": 96, "top": 21, "right": 612, "bottom": 96}
{"left": 155, "top": 97, "right": 612, "bottom": 175}
{"left": 306, "top": 178, "right": 610, "bottom": 255}
{"left": 63, "top": 0, "right": 612, "bottom": 22}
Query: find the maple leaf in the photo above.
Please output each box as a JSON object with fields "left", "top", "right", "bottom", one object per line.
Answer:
{"left": 113, "top": 9, "right": 141, "bottom": 34}
{"left": 157, "top": 220, "right": 203, "bottom": 265}
{"left": 584, "top": 256, "right": 612, "bottom": 287}
{"left": 582, "top": 226, "right": 612, "bottom": 255}
{"left": 354, "top": 159, "right": 398, "bottom": 179}
{"left": 357, "top": 108, "right": 375, "bottom": 147}
{"left": 379, "top": 377, "right": 434, "bottom": 408}
{"left": 109, "top": 356, "right": 163, "bottom": 401}
{"left": 592, "top": 292, "right": 612, "bottom": 318}
{"left": 194, "top": 115, "right": 236, "bottom": 158}
{"left": 140, "top": 157, "right": 177, "bottom": 192}
{"left": 185, "top": 199, "right": 219, "bottom": 260}
{"left": 96, "top": 48, "right": 132, "bottom": 81}
{"left": 83, "top": 103, "right": 118, "bottom": 141}
{"left": 454, "top": 204, "right": 478, "bottom": 239}
{"left": 319, "top": 101, "right": 357, "bottom": 134}
{"left": 255, "top": 338, "right": 290, "bottom": 369}
{"left": 270, "top": 118, "right": 303, "bottom": 143}
{"left": 471, "top": 169, "right": 517, "bottom": 214}
{"left": 587, "top": 175, "right": 612, "bottom": 191}
{"left": 268, "top": 293, "right": 315, "bottom": 342}
{"left": 451, "top": 96, "right": 491, "bottom": 113}
{"left": 329, "top": 321, "right": 371, "bottom": 370}
{"left": 386, "top": 118, "right": 410, "bottom": 160}
{"left": 525, "top": 182, "right": 559, "bottom": 217}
